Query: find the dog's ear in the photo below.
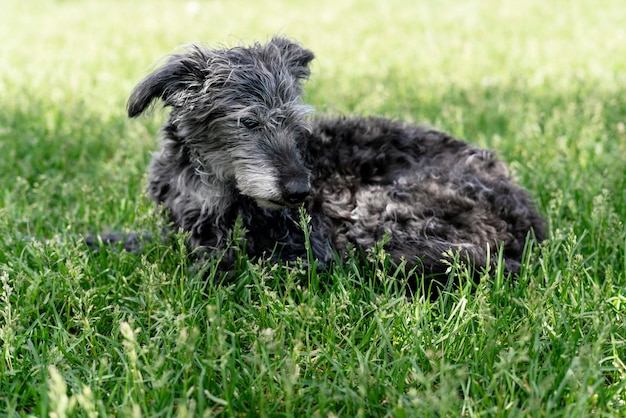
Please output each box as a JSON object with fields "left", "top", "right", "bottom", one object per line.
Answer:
{"left": 127, "top": 47, "right": 207, "bottom": 118}
{"left": 269, "top": 37, "right": 315, "bottom": 80}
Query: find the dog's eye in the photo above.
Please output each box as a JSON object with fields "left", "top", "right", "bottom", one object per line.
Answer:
{"left": 239, "top": 117, "right": 260, "bottom": 130}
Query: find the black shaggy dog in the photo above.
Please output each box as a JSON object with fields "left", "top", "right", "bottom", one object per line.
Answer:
{"left": 127, "top": 37, "right": 545, "bottom": 288}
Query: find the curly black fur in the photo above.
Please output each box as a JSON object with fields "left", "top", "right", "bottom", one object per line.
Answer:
{"left": 127, "top": 37, "right": 545, "bottom": 286}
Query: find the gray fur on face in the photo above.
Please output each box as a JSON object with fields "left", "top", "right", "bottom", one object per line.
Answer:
{"left": 129, "top": 38, "right": 314, "bottom": 210}
{"left": 128, "top": 37, "right": 545, "bottom": 288}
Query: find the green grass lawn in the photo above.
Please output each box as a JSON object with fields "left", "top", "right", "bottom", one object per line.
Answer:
{"left": 1, "top": 0, "right": 625, "bottom": 416}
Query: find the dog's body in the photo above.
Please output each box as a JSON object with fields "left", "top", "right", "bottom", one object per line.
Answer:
{"left": 128, "top": 37, "right": 545, "bottom": 284}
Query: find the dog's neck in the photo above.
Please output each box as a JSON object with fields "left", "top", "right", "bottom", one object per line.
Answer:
{"left": 188, "top": 162, "right": 238, "bottom": 217}
{"left": 154, "top": 137, "right": 237, "bottom": 221}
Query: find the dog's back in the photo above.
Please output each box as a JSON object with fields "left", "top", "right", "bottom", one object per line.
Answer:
{"left": 305, "top": 116, "right": 545, "bottom": 277}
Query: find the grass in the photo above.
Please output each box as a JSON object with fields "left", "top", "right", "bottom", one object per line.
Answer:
{"left": 1, "top": 0, "right": 625, "bottom": 416}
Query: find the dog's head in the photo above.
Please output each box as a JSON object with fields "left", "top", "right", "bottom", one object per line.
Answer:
{"left": 128, "top": 37, "right": 315, "bottom": 209}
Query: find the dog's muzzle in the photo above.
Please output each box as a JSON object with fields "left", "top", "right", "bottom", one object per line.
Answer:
{"left": 282, "top": 177, "right": 311, "bottom": 205}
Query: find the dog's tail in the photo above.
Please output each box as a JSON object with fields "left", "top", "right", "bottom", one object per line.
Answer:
{"left": 12, "top": 232, "right": 152, "bottom": 253}
{"left": 83, "top": 232, "right": 152, "bottom": 253}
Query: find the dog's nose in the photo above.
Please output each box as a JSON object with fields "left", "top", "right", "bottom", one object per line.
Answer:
{"left": 283, "top": 179, "right": 310, "bottom": 204}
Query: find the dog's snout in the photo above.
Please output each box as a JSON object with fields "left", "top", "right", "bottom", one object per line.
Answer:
{"left": 283, "top": 178, "right": 311, "bottom": 204}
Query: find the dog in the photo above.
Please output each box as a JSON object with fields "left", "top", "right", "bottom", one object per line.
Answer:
{"left": 126, "top": 36, "right": 545, "bottom": 288}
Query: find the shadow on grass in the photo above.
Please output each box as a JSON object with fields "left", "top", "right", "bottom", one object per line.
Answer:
{"left": 1, "top": 78, "right": 624, "bottom": 272}
{"left": 0, "top": 80, "right": 625, "bottom": 416}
